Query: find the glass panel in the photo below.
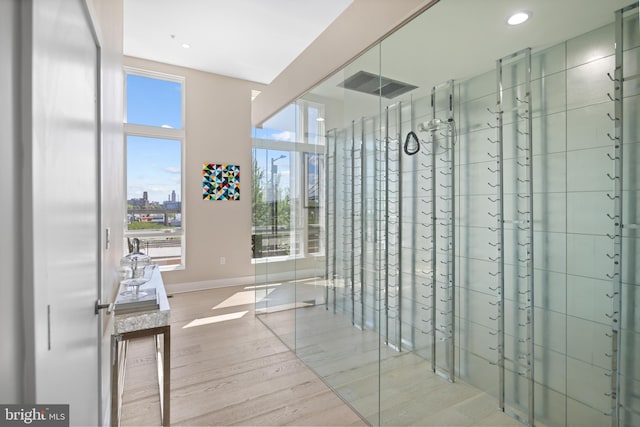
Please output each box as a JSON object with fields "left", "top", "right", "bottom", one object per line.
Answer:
{"left": 253, "top": 103, "right": 298, "bottom": 141}
{"left": 378, "top": 14, "right": 443, "bottom": 426}
{"left": 293, "top": 44, "right": 382, "bottom": 425}
{"left": 305, "top": 102, "right": 325, "bottom": 145}
{"left": 256, "top": 2, "right": 640, "bottom": 426}
{"left": 252, "top": 148, "right": 292, "bottom": 258}
{"left": 252, "top": 141, "right": 297, "bottom": 350}
{"left": 126, "top": 73, "right": 182, "bottom": 129}
{"left": 304, "top": 152, "right": 323, "bottom": 253}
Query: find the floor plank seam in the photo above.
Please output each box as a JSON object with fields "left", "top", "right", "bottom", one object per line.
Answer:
{"left": 175, "top": 381, "right": 329, "bottom": 426}
{"left": 170, "top": 351, "right": 301, "bottom": 392}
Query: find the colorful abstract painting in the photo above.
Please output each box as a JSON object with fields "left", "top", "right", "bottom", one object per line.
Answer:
{"left": 202, "top": 163, "right": 240, "bottom": 201}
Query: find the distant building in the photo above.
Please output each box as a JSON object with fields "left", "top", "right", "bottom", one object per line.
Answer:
{"left": 163, "top": 200, "right": 181, "bottom": 210}
{"left": 128, "top": 197, "right": 146, "bottom": 208}
{"left": 129, "top": 190, "right": 173, "bottom": 209}
{"left": 171, "top": 190, "right": 176, "bottom": 202}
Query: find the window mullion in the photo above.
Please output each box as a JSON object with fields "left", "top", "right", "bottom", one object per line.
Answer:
{"left": 124, "top": 123, "right": 184, "bottom": 139}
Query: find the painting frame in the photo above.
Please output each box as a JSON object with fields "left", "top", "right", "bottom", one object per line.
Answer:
{"left": 202, "top": 163, "right": 240, "bottom": 201}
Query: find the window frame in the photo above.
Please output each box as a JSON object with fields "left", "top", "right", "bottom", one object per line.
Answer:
{"left": 251, "top": 99, "right": 326, "bottom": 263}
{"left": 124, "top": 66, "right": 186, "bottom": 271}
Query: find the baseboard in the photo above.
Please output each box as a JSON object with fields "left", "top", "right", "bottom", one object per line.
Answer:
{"left": 165, "top": 275, "right": 256, "bottom": 294}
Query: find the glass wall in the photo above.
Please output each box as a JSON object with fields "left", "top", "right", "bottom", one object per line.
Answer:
{"left": 255, "top": 1, "right": 639, "bottom": 426}
{"left": 253, "top": 99, "right": 328, "bottom": 350}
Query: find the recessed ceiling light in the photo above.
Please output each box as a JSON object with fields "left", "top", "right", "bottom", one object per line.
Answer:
{"left": 181, "top": 43, "right": 191, "bottom": 49}
{"left": 508, "top": 11, "right": 530, "bottom": 26}
{"left": 316, "top": 117, "right": 325, "bottom": 122}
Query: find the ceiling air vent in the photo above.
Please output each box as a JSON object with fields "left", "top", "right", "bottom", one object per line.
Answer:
{"left": 338, "top": 70, "right": 418, "bottom": 99}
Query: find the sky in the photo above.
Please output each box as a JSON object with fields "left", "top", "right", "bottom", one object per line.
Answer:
{"left": 127, "top": 135, "right": 181, "bottom": 203}
{"left": 252, "top": 103, "right": 297, "bottom": 142}
{"left": 126, "top": 74, "right": 182, "bottom": 203}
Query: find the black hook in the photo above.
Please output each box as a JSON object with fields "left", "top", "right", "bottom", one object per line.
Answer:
{"left": 404, "top": 131, "right": 420, "bottom": 156}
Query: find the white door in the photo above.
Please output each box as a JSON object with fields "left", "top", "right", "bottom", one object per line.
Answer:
{"left": 29, "top": 0, "right": 101, "bottom": 424}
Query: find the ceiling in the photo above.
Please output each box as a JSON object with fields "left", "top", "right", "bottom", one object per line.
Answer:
{"left": 123, "top": 0, "right": 353, "bottom": 84}
{"left": 309, "top": 0, "right": 633, "bottom": 110}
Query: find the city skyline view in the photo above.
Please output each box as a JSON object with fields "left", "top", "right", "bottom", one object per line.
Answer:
{"left": 127, "top": 189, "right": 181, "bottom": 205}
{"left": 126, "top": 135, "right": 182, "bottom": 203}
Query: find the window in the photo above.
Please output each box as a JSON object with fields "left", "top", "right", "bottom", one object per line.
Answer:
{"left": 252, "top": 149, "right": 293, "bottom": 258}
{"left": 251, "top": 100, "right": 325, "bottom": 261}
{"left": 304, "top": 103, "right": 325, "bottom": 145}
{"left": 252, "top": 103, "right": 299, "bottom": 142}
{"left": 124, "top": 68, "right": 185, "bottom": 269}
{"left": 126, "top": 74, "right": 182, "bottom": 128}
{"left": 304, "top": 152, "right": 323, "bottom": 254}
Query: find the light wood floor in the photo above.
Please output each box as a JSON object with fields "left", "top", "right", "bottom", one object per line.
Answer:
{"left": 120, "top": 283, "right": 522, "bottom": 426}
{"left": 120, "top": 285, "right": 368, "bottom": 426}
{"left": 257, "top": 283, "right": 523, "bottom": 427}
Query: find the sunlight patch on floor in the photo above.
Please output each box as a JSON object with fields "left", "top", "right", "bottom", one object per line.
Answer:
{"left": 244, "top": 283, "right": 283, "bottom": 290}
{"left": 212, "top": 290, "right": 255, "bottom": 309}
{"left": 212, "top": 289, "right": 274, "bottom": 310}
{"left": 183, "top": 288, "right": 280, "bottom": 328}
{"left": 182, "top": 310, "right": 248, "bottom": 328}
{"left": 255, "top": 301, "right": 315, "bottom": 314}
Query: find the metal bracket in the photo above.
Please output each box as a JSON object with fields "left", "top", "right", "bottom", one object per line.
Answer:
{"left": 95, "top": 299, "right": 112, "bottom": 315}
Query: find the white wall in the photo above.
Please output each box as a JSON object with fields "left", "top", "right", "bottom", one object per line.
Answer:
{"left": 124, "top": 56, "right": 263, "bottom": 287}
{"left": 92, "top": 0, "right": 124, "bottom": 305}
{"left": 0, "top": 0, "right": 23, "bottom": 404}
{"left": 90, "top": 0, "right": 124, "bottom": 422}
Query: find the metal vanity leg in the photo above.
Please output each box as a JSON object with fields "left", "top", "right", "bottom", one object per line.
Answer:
{"left": 111, "top": 334, "right": 121, "bottom": 427}
{"left": 163, "top": 326, "right": 170, "bottom": 426}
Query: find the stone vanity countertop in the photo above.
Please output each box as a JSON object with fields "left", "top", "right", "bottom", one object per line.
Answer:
{"left": 113, "top": 265, "right": 170, "bottom": 334}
